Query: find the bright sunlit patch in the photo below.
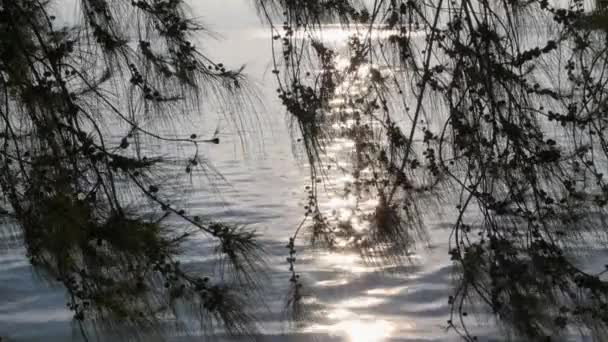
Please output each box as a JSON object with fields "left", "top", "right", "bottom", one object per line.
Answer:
{"left": 366, "top": 285, "right": 408, "bottom": 296}
{"left": 326, "top": 139, "right": 356, "bottom": 151}
{"left": 360, "top": 198, "right": 380, "bottom": 211}
{"left": 335, "top": 56, "right": 352, "bottom": 71}
{"left": 337, "top": 208, "right": 354, "bottom": 222}
{"left": 316, "top": 279, "right": 350, "bottom": 287}
{"left": 339, "top": 296, "right": 384, "bottom": 309}
{"left": 306, "top": 308, "right": 397, "bottom": 342}
{"left": 326, "top": 194, "right": 357, "bottom": 210}
{"left": 328, "top": 97, "right": 347, "bottom": 107}
{"left": 318, "top": 251, "right": 370, "bottom": 273}
{"left": 334, "top": 237, "right": 353, "bottom": 248}
{"left": 337, "top": 319, "right": 394, "bottom": 342}
{"left": 335, "top": 174, "right": 356, "bottom": 184}
{"left": 327, "top": 308, "right": 351, "bottom": 320}
{"left": 349, "top": 216, "right": 369, "bottom": 233}
{"left": 357, "top": 64, "right": 372, "bottom": 77}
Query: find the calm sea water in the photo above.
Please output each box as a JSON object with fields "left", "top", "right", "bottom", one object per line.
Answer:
{"left": 0, "top": 1, "right": 488, "bottom": 341}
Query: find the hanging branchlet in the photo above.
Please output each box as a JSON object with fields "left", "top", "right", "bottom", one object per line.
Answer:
{"left": 284, "top": 235, "right": 304, "bottom": 321}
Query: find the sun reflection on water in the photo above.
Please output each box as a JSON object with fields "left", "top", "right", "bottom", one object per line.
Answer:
{"left": 317, "top": 251, "right": 370, "bottom": 273}
{"left": 307, "top": 308, "right": 397, "bottom": 342}
{"left": 337, "top": 319, "right": 394, "bottom": 342}
{"left": 313, "top": 46, "right": 391, "bottom": 248}
{"left": 297, "top": 25, "right": 422, "bottom": 342}
{"left": 339, "top": 296, "right": 385, "bottom": 308}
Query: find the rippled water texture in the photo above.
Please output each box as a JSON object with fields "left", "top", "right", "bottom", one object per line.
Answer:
{"left": 0, "top": 1, "right": 496, "bottom": 341}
